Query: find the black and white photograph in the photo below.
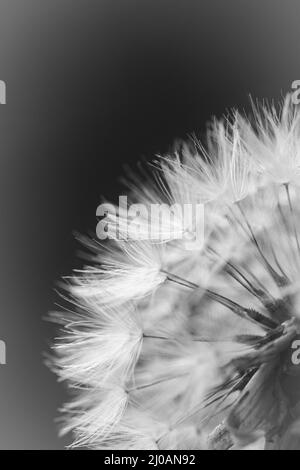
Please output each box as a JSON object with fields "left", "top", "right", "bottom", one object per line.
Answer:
{"left": 2, "top": 0, "right": 300, "bottom": 452}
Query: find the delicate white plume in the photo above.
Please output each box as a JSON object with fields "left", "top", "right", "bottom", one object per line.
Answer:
{"left": 51, "top": 95, "right": 300, "bottom": 450}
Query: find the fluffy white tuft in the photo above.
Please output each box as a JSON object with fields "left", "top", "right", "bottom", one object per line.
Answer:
{"left": 51, "top": 95, "right": 300, "bottom": 450}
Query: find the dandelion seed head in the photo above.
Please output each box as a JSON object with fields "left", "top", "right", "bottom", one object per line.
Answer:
{"left": 51, "top": 95, "right": 300, "bottom": 449}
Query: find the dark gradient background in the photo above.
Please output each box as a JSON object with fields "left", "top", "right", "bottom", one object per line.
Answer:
{"left": 0, "top": 0, "right": 300, "bottom": 449}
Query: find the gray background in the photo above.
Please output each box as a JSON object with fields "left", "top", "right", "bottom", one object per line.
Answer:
{"left": 0, "top": 0, "right": 300, "bottom": 449}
